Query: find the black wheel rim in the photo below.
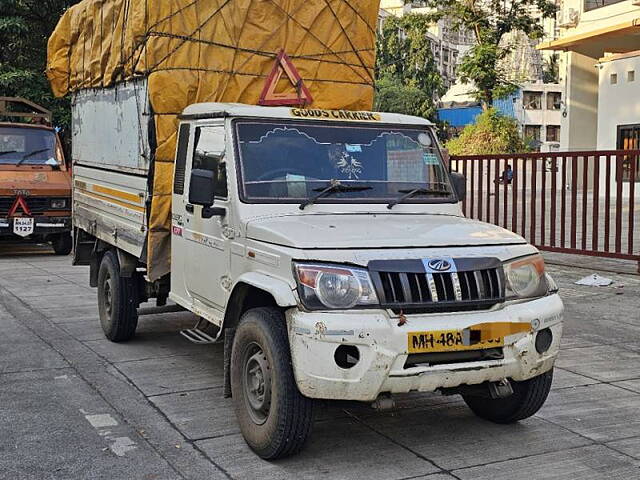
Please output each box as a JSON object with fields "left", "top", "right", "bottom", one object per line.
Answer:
{"left": 103, "top": 274, "right": 113, "bottom": 319}
{"left": 242, "top": 342, "right": 272, "bottom": 425}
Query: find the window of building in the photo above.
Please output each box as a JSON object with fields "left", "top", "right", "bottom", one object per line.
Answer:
{"left": 584, "top": 0, "right": 626, "bottom": 13}
{"left": 546, "top": 92, "right": 562, "bottom": 110}
{"left": 525, "top": 125, "right": 541, "bottom": 141}
{"left": 524, "top": 125, "right": 542, "bottom": 151}
{"left": 546, "top": 125, "right": 561, "bottom": 143}
{"left": 523, "top": 91, "right": 542, "bottom": 110}
{"left": 610, "top": 73, "right": 618, "bottom": 85}
{"left": 628, "top": 71, "right": 635, "bottom": 82}
{"left": 617, "top": 125, "right": 640, "bottom": 183}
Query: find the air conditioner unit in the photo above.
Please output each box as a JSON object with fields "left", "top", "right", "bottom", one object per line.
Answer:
{"left": 558, "top": 8, "right": 579, "bottom": 28}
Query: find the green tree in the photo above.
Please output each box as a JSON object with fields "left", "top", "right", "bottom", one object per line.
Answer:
{"left": 375, "top": 13, "right": 444, "bottom": 120}
{"left": 422, "top": 0, "right": 557, "bottom": 108}
{"left": 445, "top": 108, "right": 529, "bottom": 155}
{"left": 375, "top": 74, "right": 438, "bottom": 119}
{"left": 543, "top": 53, "right": 560, "bottom": 84}
{"left": 0, "top": 0, "right": 79, "bottom": 128}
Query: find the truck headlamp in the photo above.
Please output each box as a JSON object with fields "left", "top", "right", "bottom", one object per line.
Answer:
{"left": 294, "top": 263, "right": 378, "bottom": 310}
{"left": 504, "top": 254, "right": 550, "bottom": 299}
{"left": 51, "top": 198, "right": 68, "bottom": 209}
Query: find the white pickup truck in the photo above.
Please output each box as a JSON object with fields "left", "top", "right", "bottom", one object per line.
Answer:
{"left": 72, "top": 97, "right": 564, "bottom": 459}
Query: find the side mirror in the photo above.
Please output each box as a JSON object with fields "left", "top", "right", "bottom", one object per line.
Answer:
{"left": 450, "top": 172, "right": 466, "bottom": 203}
{"left": 189, "top": 169, "right": 215, "bottom": 207}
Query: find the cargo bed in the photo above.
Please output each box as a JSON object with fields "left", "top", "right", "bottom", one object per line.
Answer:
{"left": 72, "top": 80, "right": 151, "bottom": 260}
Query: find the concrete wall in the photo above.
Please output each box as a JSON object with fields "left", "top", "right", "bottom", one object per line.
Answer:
{"left": 559, "top": 0, "right": 640, "bottom": 37}
{"left": 597, "top": 53, "right": 640, "bottom": 199}
{"left": 560, "top": 51, "right": 599, "bottom": 150}
{"left": 597, "top": 54, "right": 640, "bottom": 150}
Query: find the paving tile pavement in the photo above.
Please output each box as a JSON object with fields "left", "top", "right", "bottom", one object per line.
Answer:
{"left": 0, "top": 245, "right": 639, "bottom": 479}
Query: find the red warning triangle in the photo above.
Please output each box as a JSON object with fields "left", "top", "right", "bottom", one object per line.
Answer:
{"left": 8, "top": 196, "right": 31, "bottom": 217}
{"left": 259, "top": 50, "right": 313, "bottom": 107}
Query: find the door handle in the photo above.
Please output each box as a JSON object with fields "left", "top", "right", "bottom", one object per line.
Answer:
{"left": 185, "top": 204, "right": 195, "bottom": 214}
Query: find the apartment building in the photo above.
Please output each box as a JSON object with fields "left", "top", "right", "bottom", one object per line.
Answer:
{"left": 379, "top": 0, "right": 474, "bottom": 89}
{"left": 538, "top": 0, "right": 640, "bottom": 151}
{"left": 538, "top": 0, "right": 640, "bottom": 196}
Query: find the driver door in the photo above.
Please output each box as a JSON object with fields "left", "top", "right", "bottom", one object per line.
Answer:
{"left": 182, "top": 123, "right": 231, "bottom": 313}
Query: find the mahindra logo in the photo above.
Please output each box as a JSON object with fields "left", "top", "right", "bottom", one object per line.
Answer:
{"left": 428, "top": 259, "right": 452, "bottom": 272}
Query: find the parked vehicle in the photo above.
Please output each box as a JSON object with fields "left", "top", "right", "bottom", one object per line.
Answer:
{"left": 70, "top": 95, "right": 564, "bottom": 459}
{"left": 49, "top": 0, "right": 563, "bottom": 460}
{"left": 0, "top": 98, "right": 72, "bottom": 254}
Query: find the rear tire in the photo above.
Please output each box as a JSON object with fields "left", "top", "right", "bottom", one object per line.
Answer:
{"left": 51, "top": 232, "right": 72, "bottom": 255}
{"left": 462, "top": 369, "right": 553, "bottom": 424}
{"left": 97, "top": 251, "right": 139, "bottom": 342}
{"left": 231, "top": 307, "right": 314, "bottom": 459}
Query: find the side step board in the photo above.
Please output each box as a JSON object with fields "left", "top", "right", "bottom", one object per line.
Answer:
{"left": 180, "top": 317, "right": 221, "bottom": 345}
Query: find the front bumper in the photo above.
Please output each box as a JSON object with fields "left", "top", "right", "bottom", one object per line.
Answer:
{"left": 287, "top": 294, "right": 564, "bottom": 402}
{"left": 0, "top": 216, "right": 72, "bottom": 237}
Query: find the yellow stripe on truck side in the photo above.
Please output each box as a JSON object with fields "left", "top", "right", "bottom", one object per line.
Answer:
{"left": 92, "top": 184, "right": 143, "bottom": 204}
{"left": 74, "top": 180, "right": 146, "bottom": 213}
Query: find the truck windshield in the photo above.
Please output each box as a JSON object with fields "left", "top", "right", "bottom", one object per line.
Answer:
{"left": 235, "top": 121, "right": 455, "bottom": 204}
{"left": 0, "top": 127, "right": 59, "bottom": 167}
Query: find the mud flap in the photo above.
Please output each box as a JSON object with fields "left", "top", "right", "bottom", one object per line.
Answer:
{"left": 223, "top": 327, "right": 236, "bottom": 398}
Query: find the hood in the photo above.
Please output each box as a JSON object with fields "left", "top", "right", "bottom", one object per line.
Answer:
{"left": 0, "top": 170, "right": 71, "bottom": 196}
{"left": 246, "top": 213, "right": 526, "bottom": 249}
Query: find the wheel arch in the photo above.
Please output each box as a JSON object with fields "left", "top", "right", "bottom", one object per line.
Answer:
{"left": 223, "top": 273, "right": 297, "bottom": 330}
{"left": 222, "top": 273, "right": 298, "bottom": 398}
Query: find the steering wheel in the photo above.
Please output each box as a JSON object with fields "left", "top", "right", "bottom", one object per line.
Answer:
{"left": 256, "top": 168, "right": 307, "bottom": 182}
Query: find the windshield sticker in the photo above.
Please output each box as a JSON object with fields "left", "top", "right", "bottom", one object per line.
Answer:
{"left": 345, "top": 144, "right": 362, "bottom": 153}
{"left": 335, "top": 152, "right": 363, "bottom": 179}
{"left": 423, "top": 153, "right": 440, "bottom": 165}
{"left": 291, "top": 108, "right": 381, "bottom": 122}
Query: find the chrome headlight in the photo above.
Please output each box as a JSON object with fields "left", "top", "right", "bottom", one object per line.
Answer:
{"left": 504, "top": 254, "right": 550, "bottom": 299}
{"left": 51, "top": 198, "right": 68, "bottom": 209}
{"left": 294, "top": 263, "right": 379, "bottom": 310}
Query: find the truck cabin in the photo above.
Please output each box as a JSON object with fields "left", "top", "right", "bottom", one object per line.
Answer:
{"left": 0, "top": 124, "right": 66, "bottom": 171}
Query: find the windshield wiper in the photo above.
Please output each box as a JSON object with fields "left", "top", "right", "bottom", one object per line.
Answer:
{"left": 0, "top": 150, "right": 18, "bottom": 157}
{"left": 387, "top": 187, "right": 450, "bottom": 210}
{"left": 15, "top": 148, "right": 50, "bottom": 167}
{"left": 299, "top": 180, "right": 373, "bottom": 210}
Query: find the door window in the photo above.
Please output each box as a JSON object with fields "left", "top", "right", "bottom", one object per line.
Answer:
{"left": 193, "top": 127, "right": 228, "bottom": 198}
{"left": 173, "top": 123, "right": 191, "bottom": 195}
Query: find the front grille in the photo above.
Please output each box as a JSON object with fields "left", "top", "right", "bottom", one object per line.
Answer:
{"left": 0, "top": 196, "right": 53, "bottom": 215}
{"left": 369, "top": 257, "right": 505, "bottom": 313}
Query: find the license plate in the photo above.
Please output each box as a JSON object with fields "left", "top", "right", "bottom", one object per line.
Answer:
{"left": 13, "top": 217, "right": 34, "bottom": 237}
{"left": 408, "top": 330, "right": 504, "bottom": 354}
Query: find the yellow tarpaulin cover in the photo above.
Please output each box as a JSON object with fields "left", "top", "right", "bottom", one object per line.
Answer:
{"left": 47, "top": 0, "right": 380, "bottom": 280}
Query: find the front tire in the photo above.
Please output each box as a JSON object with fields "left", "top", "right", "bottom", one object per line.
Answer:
{"left": 231, "top": 307, "right": 314, "bottom": 460}
{"left": 51, "top": 232, "right": 72, "bottom": 255}
{"left": 97, "top": 251, "right": 139, "bottom": 342}
{"left": 463, "top": 369, "right": 553, "bottom": 424}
